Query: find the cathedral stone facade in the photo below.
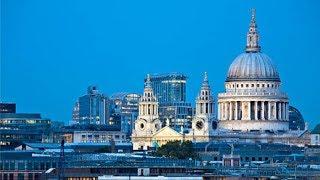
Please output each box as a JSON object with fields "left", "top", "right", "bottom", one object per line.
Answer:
{"left": 131, "top": 75, "right": 162, "bottom": 150}
{"left": 217, "top": 10, "right": 289, "bottom": 132}
{"left": 132, "top": 10, "right": 308, "bottom": 150}
{"left": 190, "top": 72, "right": 217, "bottom": 142}
{"left": 132, "top": 73, "right": 216, "bottom": 150}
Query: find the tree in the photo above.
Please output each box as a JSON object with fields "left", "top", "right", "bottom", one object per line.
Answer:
{"left": 154, "top": 140, "right": 197, "bottom": 159}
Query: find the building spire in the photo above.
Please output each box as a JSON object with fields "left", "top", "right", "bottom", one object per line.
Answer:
{"left": 202, "top": 72, "right": 209, "bottom": 88}
{"left": 246, "top": 8, "right": 260, "bottom": 53}
{"left": 145, "top": 74, "right": 152, "bottom": 88}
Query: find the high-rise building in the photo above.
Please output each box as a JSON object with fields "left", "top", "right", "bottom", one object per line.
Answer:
{"left": 147, "top": 73, "right": 186, "bottom": 103}
{"left": 76, "top": 86, "right": 110, "bottom": 125}
{"left": 146, "top": 73, "right": 193, "bottom": 130}
{"left": 110, "top": 93, "right": 141, "bottom": 136}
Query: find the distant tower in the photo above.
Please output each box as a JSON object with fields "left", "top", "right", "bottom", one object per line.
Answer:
{"left": 77, "top": 86, "right": 111, "bottom": 125}
{"left": 132, "top": 74, "right": 162, "bottom": 150}
{"left": 191, "top": 72, "right": 216, "bottom": 140}
{"left": 71, "top": 101, "right": 80, "bottom": 125}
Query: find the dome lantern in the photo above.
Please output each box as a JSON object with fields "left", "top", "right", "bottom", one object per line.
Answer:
{"left": 246, "top": 9, "right": 260, "bottom": 53}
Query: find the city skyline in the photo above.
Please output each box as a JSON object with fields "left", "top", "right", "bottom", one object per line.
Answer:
{"left": 2, "top": 0, "right": 320, "bottom": 128}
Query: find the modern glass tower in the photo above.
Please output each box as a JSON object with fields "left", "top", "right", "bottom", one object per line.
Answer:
{"left": 76, "top": 86, "right": 110, "bottom": 125}
{"left": 145, "top": 73, "right": 193, "bottom": 129}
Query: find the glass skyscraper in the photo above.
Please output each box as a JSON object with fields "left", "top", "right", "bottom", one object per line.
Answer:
{"left": 146, "top": 73, "right": 193, "bottom": 129}
{"left": 147, "top": 73, "right": 186, "bottom": 103}
{"left": 74, "top": 86, "right": 110, "bottom": 125}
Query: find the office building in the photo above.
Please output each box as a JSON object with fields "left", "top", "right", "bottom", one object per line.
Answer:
{"left": 146, "top": 73, "right": 193, "bottom": 129}
{"left": 110, "top": 93, "right": 141, "bottom": 136}
{"left": 0, "top": 105, "right": 52, "bottom": 150}
{"left": 74, "top": 86, "right": 110, "bottom": 125}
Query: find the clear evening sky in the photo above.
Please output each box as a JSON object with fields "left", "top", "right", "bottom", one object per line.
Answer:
{"left": 1, "top": 0, "right": 319, "bottom": 128}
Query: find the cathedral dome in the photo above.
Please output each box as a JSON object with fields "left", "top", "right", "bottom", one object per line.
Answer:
{"left": 226, "top": 9, "right": 280, "bottom": 82}
{"left": 226, "top": 52, "right": 280, "bottom": 82}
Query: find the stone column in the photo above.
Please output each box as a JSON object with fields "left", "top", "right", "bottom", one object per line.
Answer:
{"left": 229, "top": 102, "right": 233, "bottom": 120}
{"left": 248, "top": 101, "right": 251, "bottom": 120}
{"left": 142, "top": 104, "right": 145, "bottom": 115}
{"left": 235, "top": 101, "right": 238, "bottom": 120}
{"left": 268, "top": 101, "right": 271, "bottom": 120}
{"left": 278, "top": 102, "right": 282, "bottom": 120}
{"left": 223, "top": 102, "right": 226, "bottom": 120}
{"left": 272, "top": 102, "right": 276, "bottom": 120}
{"left": 282, "top": 102, "right": 285, "bottom": 120}
{"left": 261, "top": 101, "right": 265, "bottom": 120}
{"left": 226, "top": 102, "right": 230, "bottom": 120}
{"left": 221, "top": 102, "right": 224, "bottom": 120}
{"left": 254, "top": 101, "right": 258, "bottom": 120}
{"left": 217, "top": 103, "right": 220, "bottom": 120}
{"left": 285, "top": 102, "right": 289, "bottom": 121}
{"left": 203, "top": 103, "right": 206, "bottom": 115}
{"left": 224, "top": 102, "right": 227, "bottom": 120}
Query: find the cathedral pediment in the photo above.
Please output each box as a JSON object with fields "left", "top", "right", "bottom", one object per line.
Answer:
{"left": 152, "top": 126, "right": 183, "bottom": 138}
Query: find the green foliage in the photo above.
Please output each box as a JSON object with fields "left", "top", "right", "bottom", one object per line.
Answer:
{"left": 154, "top": 140, "right": 197, "bottom": 159}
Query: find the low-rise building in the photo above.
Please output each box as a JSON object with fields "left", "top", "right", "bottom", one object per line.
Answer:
{"left": 0, "top": 112, "right": 52, "bottom": 150}
{"left": 311, "top": 124, "right": 320, "bottom": 145}
{"left": 73, "top": 130, "right": 127, "bottom": 143}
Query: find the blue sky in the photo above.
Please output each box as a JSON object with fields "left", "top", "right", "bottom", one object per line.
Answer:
{"left": 1, "top": 0, "right": 319, "bottom": 128}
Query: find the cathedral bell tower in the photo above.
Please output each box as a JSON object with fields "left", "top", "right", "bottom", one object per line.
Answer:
{"left": 192, "top": 72, "right": 216, "bottom": 139}
{"left": 132, "top": 74, "right": 162, "bottom": 150}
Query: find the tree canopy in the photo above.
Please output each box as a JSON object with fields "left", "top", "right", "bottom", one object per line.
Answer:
{"left": 154, "top": 140, "right": 197, "bottom": 159}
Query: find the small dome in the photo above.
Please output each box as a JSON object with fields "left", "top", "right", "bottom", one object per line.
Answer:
{"left": 226, "top": 52, "right": 280, "bottom": 82}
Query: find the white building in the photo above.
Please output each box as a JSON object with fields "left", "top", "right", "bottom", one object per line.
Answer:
{"left": 132, "top": 73, "right": 216, "bottom": 150}
{"left": 73, "top": 130, "right": 127, "bottom": 143}
{"left": 132, "top": 10, "right": 310, "bottom": 149}
{"left": 189, "top": 72, "right": 217, "bottom": 142}
{"left": 131, "top": 74, "right": 162, "bottom": 150}
{"left": 218, "top": 9, "right": 289, "bottom": 132}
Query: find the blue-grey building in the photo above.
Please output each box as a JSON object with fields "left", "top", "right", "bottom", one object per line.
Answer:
{"left": 110, "top": 93, "right": 141, "bottom": 136}
{"left": 146, "top": 73, "right": 193, "bottom": 129}
{"left": 73, "top": 86, "right": 110, "bottom": 125}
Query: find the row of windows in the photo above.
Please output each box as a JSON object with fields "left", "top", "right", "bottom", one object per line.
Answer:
{"left": 0, "top": 161, "right": 57, "bottom": 171}
{"left": 226, "top": 83, "right": 279, "bottom": 89}
{"left": 80, "top": 134, "right": 124, "bottom": 139}
{"left": 210, "top": 156, "right": 269, "bottom": 161}
{"left": 1, "top": 173, "right": 41, "bottom": 180}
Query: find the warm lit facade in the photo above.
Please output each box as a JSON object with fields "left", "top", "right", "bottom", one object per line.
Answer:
{"left": 218, "top": 10, "right": 289, "bottom": 132}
